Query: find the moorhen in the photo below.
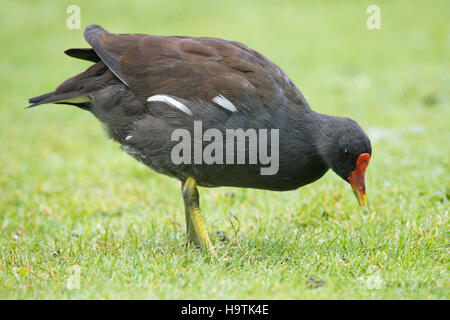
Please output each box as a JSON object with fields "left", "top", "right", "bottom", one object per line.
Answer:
{"left": 28, "top": 25, "right": 372, "bottom": 256}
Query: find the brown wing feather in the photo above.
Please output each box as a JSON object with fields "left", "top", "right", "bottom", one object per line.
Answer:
{"left": 83, "top": 25, "right": 309, "bottom": 110}
{"left": 84, "top": 24, "right": 143, "bottom": 86}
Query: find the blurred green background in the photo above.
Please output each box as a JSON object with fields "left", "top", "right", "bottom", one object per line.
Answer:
{"left": 0, "top": 0, "right": 448, "bottom": 299}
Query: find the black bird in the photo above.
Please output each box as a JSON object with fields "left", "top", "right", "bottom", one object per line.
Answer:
{"left": 29, "top": 25, "right": 372, "bottom": 256}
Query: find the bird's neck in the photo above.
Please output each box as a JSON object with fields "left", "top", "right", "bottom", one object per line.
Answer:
{"left": 270, "top": 108, "right": 331, "bottom": 186}
{"left": 307, "top": 111, "right": 343, "bottom": 168}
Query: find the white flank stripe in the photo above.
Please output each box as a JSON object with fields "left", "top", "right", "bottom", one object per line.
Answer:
{"left": 147, "top": 95, "right": 192, "bottom": 115}
{"left": 125, "top": 135, "right": 133, "bottom": 141}
{"left": 212, "top": 95, "right": 237, "bottom": 112}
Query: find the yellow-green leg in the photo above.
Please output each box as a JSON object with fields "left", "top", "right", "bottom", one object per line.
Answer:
{"left": 182, "top": 177, "right": 216, "bottom": 257}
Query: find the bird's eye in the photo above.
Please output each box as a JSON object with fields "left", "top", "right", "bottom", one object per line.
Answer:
{"left": 344, "top": 149, "right": 350, "bottom": 157}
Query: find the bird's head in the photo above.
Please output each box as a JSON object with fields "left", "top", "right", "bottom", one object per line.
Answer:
{"left": 321, "top": 117, "right": 372, "bottom": 208}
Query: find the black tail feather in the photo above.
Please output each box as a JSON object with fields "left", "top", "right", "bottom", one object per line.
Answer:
{"left": 28, "top": 92, "right": 56, "bottom": 105}
{"left": 27, "top": 91, "right": 89, "bottom": 109}
{"left": 64, "top": 48, "right": 100, "bottom": 62}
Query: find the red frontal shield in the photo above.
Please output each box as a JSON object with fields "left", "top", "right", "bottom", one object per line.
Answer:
{"left": 348, "top": 153, "right": 370, "bottom": 207}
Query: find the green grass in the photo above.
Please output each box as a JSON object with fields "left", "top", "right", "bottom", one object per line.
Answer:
{"left": 0, "top": 0, "right": 449, "bottom": 299}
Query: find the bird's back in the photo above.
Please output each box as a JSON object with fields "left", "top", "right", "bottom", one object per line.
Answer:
{"left": 83, "top": 25, "right": 309, "bottom": 110}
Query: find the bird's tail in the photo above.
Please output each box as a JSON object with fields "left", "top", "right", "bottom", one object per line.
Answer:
{"left": 27, "top": 48, "right": 112, "bottom": 109}
{"left": 28, "top": 89, "right": 91, "bottom": 109}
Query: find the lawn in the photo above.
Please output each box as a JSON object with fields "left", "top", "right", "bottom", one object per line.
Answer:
{"left": 0, "top": 0, "right": 448, "bottom": 299}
